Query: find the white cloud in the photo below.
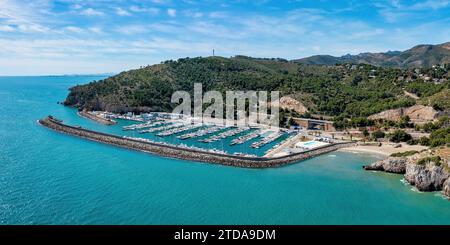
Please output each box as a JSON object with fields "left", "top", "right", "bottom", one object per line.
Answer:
{"left": 115, "top": 25, "right": 148, "bottom": 35}
{"left": 184, "top": 10, "right": 203, "bottom": 18}
{"left": 376, "top": 0, "right": 450, "bottom": 23}
{"left": 71, "top": 4, "right": 83, "bottom": 10}
{"left": 208, "top": 11, "right": 228, "bottom": 18}
{"left": 411, "top": 0, "right": 450, "bottom": 10}
{"left": 65, "top": 26, "right": 84, "bottom": 34}
{"left": 0, "top": 0, "right": 45, "bottom": 26}
{"left": 167, "top": 8, "right": 177, "bottom": 17}
{"left": 115, "top": 7, "right": 131, "bottom": 16}
{"left": 0, "top": 25, "right": 15, "bottom": 32}
{"left": 17, "top": 24, "right": 48, "bottom": 33}
{"left": 151, "top": 0, "right": 170, "bottom": 4}
{"left": 81, "top": 8, "right": 104, "bottom": 17}
{"left": 88, "top": 26, "right": 103, "bottom": 34}
{"left": 129, "top": 6, "right": 160, "bottom": 14}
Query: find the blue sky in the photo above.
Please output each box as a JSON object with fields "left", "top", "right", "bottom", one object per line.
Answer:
{"left": 0, "top": 0, "right": 449, "bottom": 75}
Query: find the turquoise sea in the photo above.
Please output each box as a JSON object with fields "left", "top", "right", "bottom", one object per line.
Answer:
{"left": 1, "top": 75, "right": 450, "bottom": 224}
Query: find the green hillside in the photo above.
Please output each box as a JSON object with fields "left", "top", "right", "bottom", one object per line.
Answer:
{"left": 64, "top": 56, "right": 449, "bottom": 117}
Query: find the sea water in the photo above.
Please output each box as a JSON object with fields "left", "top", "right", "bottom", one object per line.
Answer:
{"left": 0, "top": 76, "right": 450, "bottom": 224}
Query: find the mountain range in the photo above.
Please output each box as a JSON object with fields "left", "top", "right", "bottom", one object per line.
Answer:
{"left": 294, "top": 42, "right": 450, "bottom": 68}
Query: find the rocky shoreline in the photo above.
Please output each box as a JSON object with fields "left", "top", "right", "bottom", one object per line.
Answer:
{"left": 364, "top": 153, "right": 450, "bottom": 199}
{"left": 38, "top": 116, "right": 355, "bottom": 168}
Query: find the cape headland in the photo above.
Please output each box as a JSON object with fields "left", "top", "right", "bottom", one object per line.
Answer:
{"left": 364, "top": 149, "right": 450, "bottom": 199}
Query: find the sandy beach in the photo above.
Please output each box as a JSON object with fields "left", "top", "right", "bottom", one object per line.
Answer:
{"left": 338, "top": 142, "right": 428, "bottom": 157}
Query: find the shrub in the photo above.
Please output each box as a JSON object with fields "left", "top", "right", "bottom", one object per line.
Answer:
{"left": 390, "top": 150, "right": 418, "bottom": 157}
{"left": 406, "top": 139, "right": 418, "bottom": 145}
{"left": 371, "top": 130, "right": 385, "bottom": 140}
{"left": 417, "top": 156, "right": 442, "bottom": 166}
{"left": 362, "top": 128, "right": 370, "bottom": 137}
{"left": 389, "top": 130, "right": 412, "bottom": 143}
{"left": 419, "top": 136, "right": 430, "bottom": 146}
{"left": 428, "top": 128, "right": 450, "bottom": 147}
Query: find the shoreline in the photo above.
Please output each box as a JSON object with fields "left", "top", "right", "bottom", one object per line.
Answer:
{"left": 78, "top": 111, "right": 117, "bottom": 125}
{"left": 337, "top": 147, "right": 390, "bottom": 157}
{"left": 38, "top": 116, "right": 355, "bottom": 168}
{"left": 338, "top": 143, "right": 429, "bottom": 158}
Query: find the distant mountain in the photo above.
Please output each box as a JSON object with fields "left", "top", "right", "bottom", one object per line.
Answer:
{"left": 294, "top": 42, "right": 450, "bottom": 68}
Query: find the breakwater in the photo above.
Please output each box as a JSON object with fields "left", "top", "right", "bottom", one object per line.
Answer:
{"left": 39, "top": 116, "right": 355, "bottom": 168}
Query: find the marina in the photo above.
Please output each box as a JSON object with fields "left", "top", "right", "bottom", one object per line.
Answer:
{"left": 230, "top": 131, "right": 261, "bottom": 145}
{"left": 251, "top": 131, "right": 285, "bottom": 149}
{"left": 70, "top": 111, "right": 347, "bottom": 157}
{"left": 177, "top": 126, "right": 224, "bottom": 140}
{"left": 156, "top": 124, "right": 203, "bottom": 137}
{"left": 199, "top": 127, "right": 250, "bottom": 143}
{"left": 38, "top": 116, "right": 355, "bottom": 168}
{"left": 122, "top": 121, "right": 166, "bottom": 131}
{"left": 139, "top": 122, "right": 184, "bottom": 134}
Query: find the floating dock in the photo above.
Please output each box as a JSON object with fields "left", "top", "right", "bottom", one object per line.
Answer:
{"left": 139, "top": 122, "right": 184, "bottom": 134}
{"left": 251, "top": 132, "right": 284, "bottom": 148}
{"left": 156, "top": 124, "right": 203, "bottom": 137}
{"left": 199, "top": 127, "right": 250, "bottom": 143}
{"left": 177, "top": 126, "right": 224, "bottom": 140}
{"left": 122, "top": 121, "right": 165, "bottom": 131}
{"left": 230, "top": 131, "right": 261, "bottom": 145}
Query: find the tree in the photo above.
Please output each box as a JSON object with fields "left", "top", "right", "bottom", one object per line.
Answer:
{"left": 389, "top": 130, "right": 412, "bottom": 143}
{"left": 371, "top": 130, "right": 385, "bottom": 140}
{"left": 362, "top": 128, "right": 370, "bottom": 138}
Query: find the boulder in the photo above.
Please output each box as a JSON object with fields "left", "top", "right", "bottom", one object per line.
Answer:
{"left": 364, "top": 157, "right": 407, "bottom": 174}
{"left": 443, "top": 178, "right": 450, "bottom": 198}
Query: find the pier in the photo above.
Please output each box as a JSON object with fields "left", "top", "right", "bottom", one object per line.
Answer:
{"left": 38, "top": 116, "right": 355, "bottom": 168}
{"left": 122, "top": 121, "right": 165, "bottom": 131}
{"left": 251, "top": 132, "right": 284, "bottom": 148}
{"left": 139, "top": 122, "right": 184, "bottom": 134}
{"left": 230, "top": 131, "right": 261, "bottom": 145}
{"left": 199, "top": 127, "right": 250, "bottom": 143}
{"left": 177, "top": 126, "right": 224, "bottom": 140}
{"left": 156, "top": 124, "right": 203, "bottom": 137}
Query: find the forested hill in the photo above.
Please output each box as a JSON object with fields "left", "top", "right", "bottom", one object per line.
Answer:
{"left": 64, "top": 56, "right": 449, "bottom": 117}
{"left": 294, "top": 42, "right": 450, "bottom": 68}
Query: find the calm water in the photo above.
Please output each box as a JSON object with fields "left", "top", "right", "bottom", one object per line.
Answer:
{"left": 0, "top": 76, "right": 450, "bottom": 224}
{"left": 80, "top": 118, "right": 290, "bottom": 157}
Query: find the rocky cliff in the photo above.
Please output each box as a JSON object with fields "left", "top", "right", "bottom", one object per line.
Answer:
{"left": 363, "top": 157, "right": 408, "bottom": 174}
{"left": 368, "top": 105, "right": 440, "bottom": 123}
{"left": 364, "top": 151, "right": 450, "bottom": 198}
{"left": 404, "top": 164, "right": 449, "bottom": 191}
{"left": 444, "top": 178, "right": 450, "bottom": 197}
{"left": 278, "top": 96, "right": 308, "bottom": 114}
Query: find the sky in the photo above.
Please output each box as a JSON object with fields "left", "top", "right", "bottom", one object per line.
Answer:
{"left": 0, "top": 0, "right": 449, "bottom": 75}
